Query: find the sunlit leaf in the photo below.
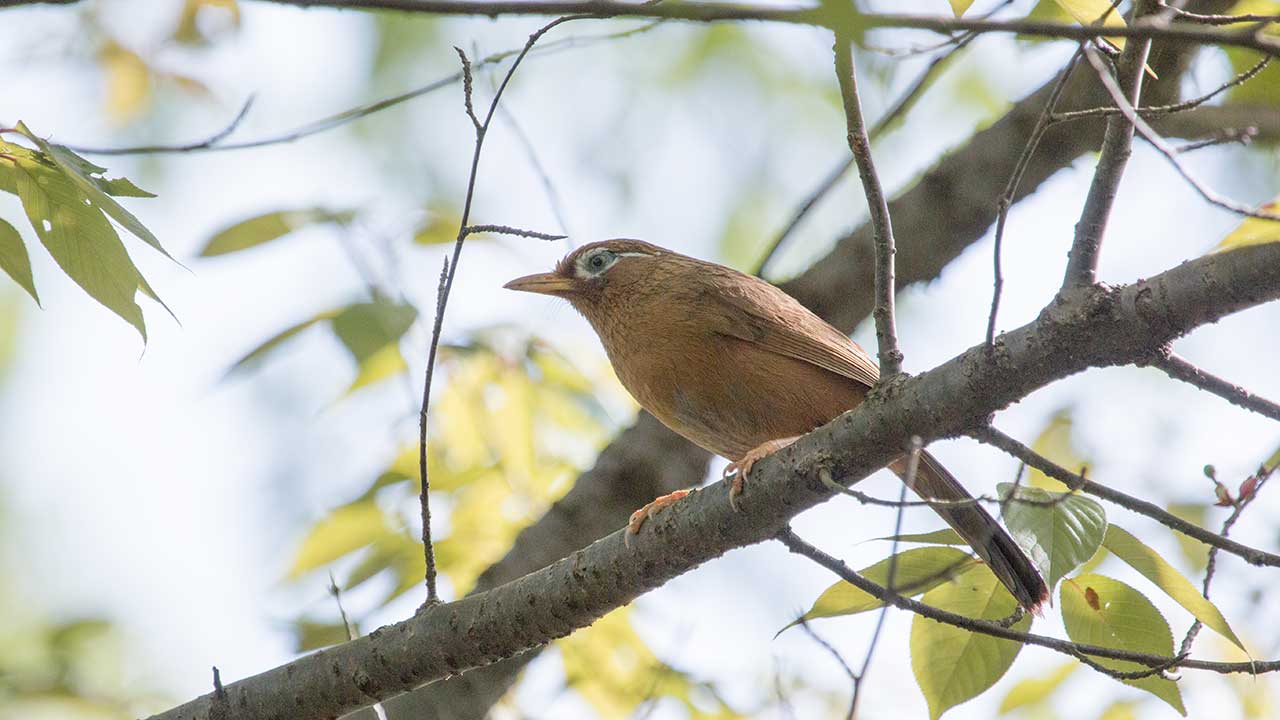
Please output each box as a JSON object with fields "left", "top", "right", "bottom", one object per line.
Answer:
{"left": 1027, "top": 410, "right": 1090, "bottom": 491}
{"left": 997, "top": 661, "right": 1077, "bottom": 714}
{"left": 1164, "top": 503, "right": 1211, "bottom": 572}
{"left": 1060, "top": 574, "right": 1186, "bottom": 715}
{"left": 948, "top": 0, "right": 976, "bottom": 16}
{"left": 1051, "top": 0, "right": 1128, "bottom": 49}
{"left": 412, "top": 206, "right": 461, "bottom": 245}
{"left": 175, "top": 0, "right": 241, "bottom": 45}
{"left": 288, "top": 502, "right": 393, "bottom": 578}
{"left": 293, "top": 619, "right": 353, "bottom": 652}
{"left": 11, "top": 152, "right": 149, "bottom": 339}
{"left": 1102, "top": 524, "right": 1244, "bottom": 651}
{"left": 343, "top": 342, "right": 407, "bottom": 395}
{"left": 1214, "top": 196, "right": 1280, "bottom": 252}
{"left": 783, "top": 547, "right": 976, "bottom": 633}
{"left": 199, "top": 208, "right": 355, "bottom": 257}
{"left": 999, "top": 483, "right": 1106, "bottom": 591}
{"left": 0, "top": 218, "right": 38, "bottom": 304}
{"left": 491, "top": 368, "right": 536, "bottom": 485}
{"left": 911, "top": 564, "right": 1032, "bottom": 720}
{"left": 100, "top": 41, "right": 151, "bottom": 124}
{"left": 1098, "top": 701, "right": 1139, "bottom": 720}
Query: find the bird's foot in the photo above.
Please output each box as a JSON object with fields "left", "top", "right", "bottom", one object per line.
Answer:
{"left": 625, "top": 489, "right": 691, "bottom": 546}
{"left": 724, "top": 436, "right": 801, "bottom": 511}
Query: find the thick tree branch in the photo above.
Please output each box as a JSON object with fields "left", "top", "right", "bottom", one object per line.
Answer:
{"left": 150, "top": 241, "right": 1280, "bottom": 720}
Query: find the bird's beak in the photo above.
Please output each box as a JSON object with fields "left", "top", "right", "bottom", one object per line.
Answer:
{"left": 503, "top": 272, "right": 575, "bottom": 296}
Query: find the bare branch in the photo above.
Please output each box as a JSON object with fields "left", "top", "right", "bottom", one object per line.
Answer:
{"left": 463, "top": 224, "right": 565, "bottom": 240}
{"left": 1155, "top": 351, "right": 1280, "bottom": 422}
{"left": 1081, "top": 46, "right": 1280, "bottom": 222}
{"left": 1062, "top": 2, "right": 1157, "bottom": 289}
{"left": 834, "top": 29, "right": 902, "bottom": 377}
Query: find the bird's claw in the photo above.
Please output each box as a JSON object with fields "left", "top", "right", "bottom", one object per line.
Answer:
{"left": 624, "top": 489, "right": 691, "bottom": 547}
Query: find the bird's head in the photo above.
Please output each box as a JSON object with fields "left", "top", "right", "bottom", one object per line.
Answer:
{"left": 503, "top": 239, "right": 668, "bottom": 311}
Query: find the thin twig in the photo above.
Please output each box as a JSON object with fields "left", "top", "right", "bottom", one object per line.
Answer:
{"left": 65, "top": 22, "right": 661, "bottom": 156}
{"left": 1050, "top": 56, "right": 1271, "bottom": 124}
{"left": 1062, "top": 1, "right": 1157, "bottom": 289}
{"left": 795, "top": 620, "right": 858, "bottom": 720}
{"left": 987, "top": 45, "right": 1087, "bottom": 349}
{"left": 1081, "top": 46, "right": 1280, "bottom": 222}
{"left": 849, "top": 437, "right": 920, "bottom": 717}
{"left": 1158, "top": 3, "right": 1280, "bottom": 25}
{"left": 1179, "top": 463, "right": 1271, "bottom": 655}
{"left": 1156, "top": 351, "right": 1280, "bottom": 422}
{"left": 463, "top": 223, "right": 566, "bottom": 240}
{"left": 498, "top": 103, "right": 574, "bottom": 241}
{"left": 833, "top": 28, "right": 902, "bottom": 377}
{"left": 757, "top": 30, "right": 977, "bottom": 278}
{"left": 1174, "top": 127, "right": 1257, "bottom": 153}
{"left": 417, "top": 15, "right": 588, "bottom": 607}
{"left": 970, "top": 425, "right": 1280, "bottom": 568}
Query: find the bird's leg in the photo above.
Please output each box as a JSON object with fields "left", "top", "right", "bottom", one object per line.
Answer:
{"left": 724, "top": 436, "right": 801, "bottom": 510}
{"left": 625, "top": 489, "right": 692, "bottom": 546}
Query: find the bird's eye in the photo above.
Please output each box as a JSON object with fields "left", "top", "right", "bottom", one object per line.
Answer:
{"left": 582, "top": 249, "right": 615, "bottom": 275}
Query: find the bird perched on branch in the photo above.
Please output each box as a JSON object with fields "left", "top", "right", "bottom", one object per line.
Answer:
{"left": 505, "top": 239, "right": 1048, "bottom": 611}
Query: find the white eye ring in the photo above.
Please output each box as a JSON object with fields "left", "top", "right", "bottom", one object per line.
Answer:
{"left": 580, "top": 249, "right": 616, "bottom": 276}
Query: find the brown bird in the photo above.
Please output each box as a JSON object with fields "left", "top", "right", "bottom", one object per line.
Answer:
{"left": 505, "top": 239, "right": 1048, "bottom": 610}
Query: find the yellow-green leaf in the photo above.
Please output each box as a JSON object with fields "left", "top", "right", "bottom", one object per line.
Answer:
{"left": 331, "top": 298, "right": 417, "bottom": 363}
{"left": 0, "top": 218, "right": 38, "bottom": 304}
{"left": 228, "top": 309, "right": 339, "bottom": 373}
{"left": 875, "top": 528, "right": 966, "bottom": 545}
{"left": 343, "top": 342, "right": 407, "bottom": 395}
{"left": 288, "top": 502, "right": 392, "bottom": 578}
{"left": 412, "top": 206, "right": 461, "bottom": 245}
{"left": 998, "top": 661, "right": 1077, "bottom": 714}
{"left": 293, "top": 620, "right": 354, "bottom": 652}
{"left": 784, "top": 547, "right": 976, "bottom": 633}
{"left": 1214, "top": 196, "right": 1280, "bottom": 252}
{"left": 1165, "top": 502, "right": 1210, "bottom": 572}
{"left": 1027, "top": 409, "right": 1090, "bottom": 491}
{"left": 911, "top": 564, "right": 1032, "bottom": 719}
{"left": 1102, "top": 524, "right": 1244, "bottom": 651}
{"left": 1060, "top": 574, "right": 1186, "bottom": 715}
{"left": 12, "top": 156, "right": 149, "bottom": 339}
{"left": 1052, "top": 0, "right": 1127, "bottom": 49}
{"left": 199, "top": 208, "right": 354, "bottom": 256}
{"left": 948, "top": 0, "right": 976, "bottom": 16}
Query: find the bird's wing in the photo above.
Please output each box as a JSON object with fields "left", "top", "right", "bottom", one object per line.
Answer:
{"left": 701, "top": 269, "right": 881, "bottom": 389}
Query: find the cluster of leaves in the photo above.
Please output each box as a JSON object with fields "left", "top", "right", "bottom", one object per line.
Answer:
{"left": 0, "top": 122, "right": 171, "bottom": 340}
{"left": 788, "top": 411, "right": 1278, "bottom": 719}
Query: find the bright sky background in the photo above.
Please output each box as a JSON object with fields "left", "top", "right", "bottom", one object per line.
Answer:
{"left": 2, "top": 1, "right": 1278, "bottom": 718}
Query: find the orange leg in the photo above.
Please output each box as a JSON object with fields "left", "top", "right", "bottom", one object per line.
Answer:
{"left": 723, "top": 436, "right": 801, "bottom": 511}
{"left": 625, "top": 489, "right": 692, "bottom": 546}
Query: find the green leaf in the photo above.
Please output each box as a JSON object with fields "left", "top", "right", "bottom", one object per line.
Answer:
{"left": 227, "top": 309, "right": 339, "bottom": 374}
{"left": 911, "top": 564, "right": 1032, "bottom": 719}
{"left": 288, "top": 501, "right": 392, "bottom": 578}
{"left": 293, "top": 620, "right": 354, "bottom": 652}
{"left": 199, "top": 208, "right": 354, "bottom": 257}
{"left": 997, "top": 661, "right": 1077, "bottom": 714}
{"left": 1060, "top": 574, "right": 1186, "bottom": 715}
{"left": 1102, "top": 524, "right": 1244, "bottom": 651}
{"left": 343, "top": 342, "right": 408, "bottom": 395}
{"left": 1027, "top": 409, "right": 1090, "bottom": 491}
{"left": 875, "top": 528, "right": 966, "bottom": 545}
{"left": 331, "top": 298, "right": 417, "bottom": 363}
{"left": 948, "top": 0, "right": 976, "bottom": 17}
{"left": 1051, "top": 0, "right": 1128, "bottom": 49}
{"left": 999, "top": 483, "right": 1107, "bottom": 591}
{"left": 783, "top": 547, "right": 975, "bottom": 633}
{"left": 0, "top": 218, "right": 38, "bottom": 303}
{"left": 12, "top": 158, "right": 149, "bottom": 339}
